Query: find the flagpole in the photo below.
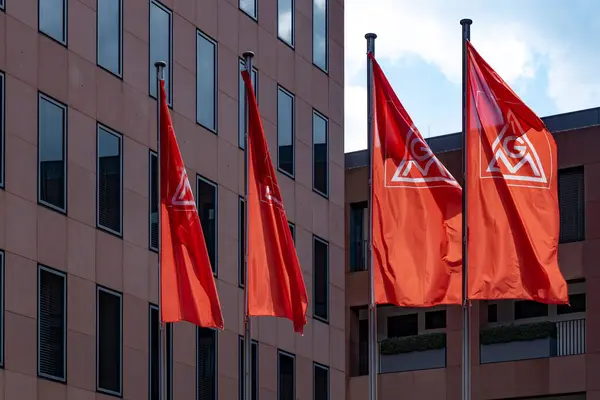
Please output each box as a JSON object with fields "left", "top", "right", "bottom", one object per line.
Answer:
{"left": 460, "top": 18, "right": 472, "bottom": 400}
{"left": 365, "top": 32, "right": 378, "bottom": 400}
{"left": 242, "top": 50, "right": 255, "bottom": 400}
{"left": 154, "top": 60, "right": 168, "bottom": 400}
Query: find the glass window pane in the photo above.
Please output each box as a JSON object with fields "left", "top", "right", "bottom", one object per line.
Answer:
{"left": 197, "top": 177, "right": 218, "bottom": 273}
{"left": 313, "top": 112, "right": 328, "bottom": 195}
{"left": 97, "top": 0, "right": 122, "bottom": 75}
{"left": 97, "top": 289, "right": 122, "bottom": 395}
{"left": 239, "top": 0, "right": 257, "bottom": 19}
{"left": 313, "top": 237, "right": 329, "bottom": 321}
{"left": 0, "top": 73, "right": 4, "bottom": 187}
{"left": 277, "top": 0, "right": 294, "bottom": 45}
{"left": 197, "top": 33, "right": 217, "bottom": 131}
{"left": 39, "top": 0, "right": 66, "bottom": 43}
{"left": 38, "top": 95, "right": 66, "bottom": 211}
{"left": 277, "top": 88, "right": 294, "bottom": 176}
{"left": 313, "top": 0, "right": 327, "bottom": 70}
{"left": 314, "top": 365, "right": 329, "bottom": 400}
{"left": 150, "top": 1, "right": 172, "bottom": 103}
{"left": 278, "top": 352, "right": 295, "bottom": 400}
{"left": 239, "top": 62, "right": 258, "bottom": 149}
{"left": 97, "top": 126, "right": 122, "bottom": 234}
{"left": 197, "top": 328, "right": 217, "bottom": 399}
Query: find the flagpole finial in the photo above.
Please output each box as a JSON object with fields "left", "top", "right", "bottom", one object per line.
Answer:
{"left": 365, "top": 33, "right": 377, "bottom": 40}
{"left": 155, "top": 60, "right": 167, "bottom": 80}
{"left": 460, "top": 19, "right": 473, "bottom": 26}
{"left": 242, "top": 51, "right": 255, "bottom": 59}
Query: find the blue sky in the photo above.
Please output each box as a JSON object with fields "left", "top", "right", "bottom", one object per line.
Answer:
{"left": 344, "top": 0, "right": 600, "bottom": 152}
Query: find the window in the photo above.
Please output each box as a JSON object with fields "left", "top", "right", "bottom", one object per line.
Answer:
{"left": 514, "top": 300, "right": 548, "bottom": 320}
{"left": 238, "top": 61, "right": 258, "bottom": 149}
{"left": 39, "top": 0, "right": 67, "bottom": 45}
{"left": 38, "top": 93, "right": 67, "bottom": 212}
{"left": 197, "top": 328, "right": 217, "bottom": 400}
{"left": 149, "top": 151, "right": 158, "bottom": 251}
{"left": 277, "top": 0, "right": 294, "bottom": 46}
{"left": 238, "top": 196, "right": 245, "bottom": 287}
{"left": 97, "top": 0, "right": 123, "bottom": 76}
{"left": 197, "top": 176, "right": 218, "bottom": 274}
{"left": 278, "top": 351, "right": 295, "bottom": 400}
{"left": 288, "top": 222, "right": 295, "bottom": 242}
{"left": 97, "top": 287, "right": 123, "bottom": 396}
{"left": 277, "top": 87, "right": 294, "bottom": 177}
{"left": 313, "top": 111, "right": 328, "bottom": 196}
{"left": 0, "top": 72, "right": 4, "bottom": 188}
{"left": 558, "top": 166, "right": 585, "bottom": 243}
{"left": 197, "top": 31, "right": 217, "bottom": 132}
{"left": 487, "top": 304, "right": 498, "bottom": 323}
{"left": 38, "top": 266, "right": 67, "bottom": 381}
{"left": 313, "top": 363, "right": 329, "bottom": 400}
{"left": 0, "top": 252, "right": 3, "bottom": 367}
{"left": 0, "top": 0, "right": 4, "bottom": 11}
{"left": 312, "top": 0, "right": 328, "bottom": 71}
{"left": 424, "top": 310, "right": 446, "bottom": 330}
{"left": 97, "top": 124, "right": 123, "bottom": 235}
{"left": 313, "top": 236, "right": 329, "bottom": 322}
{"left": 557, "top": 293, "right": 586, "bottom": 315}
{"left": 349, "top": 202, "right": 367, "bottom": 272}
{"left": 149, "top": 0, "right": 172, "bottom": 104}
{"left": 166, "top": 323, "right": 173, "bottom": 400}
{"left": 358, "top": 317, "right": 367, "bottom": 376}
{"left": 239, "top": 0, "right": 257, "bottom": 20}
{"left": 149, "top": 305, "right": 159, "bottom": 400}
{"left": 238, "top": 336, "right": 258, "bottom": 400}
{"left": 387, "top": 314, "right": 418, "bottom": 338}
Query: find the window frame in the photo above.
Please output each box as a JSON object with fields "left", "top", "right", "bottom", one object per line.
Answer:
{"left": 0, "top": 71, "right": 5, "bottom": 189}
{"left": 96, "top": 0, "right": 123, "bottom": 78}
{"left": 96, "top": 285, "right": 123, "bottom": 397}
{"left": 37, "top": 265, "right": 67, "bottom": 382}
{"left": 558, "top": 166, "right": 585, "bottom": 244}
{"left": 238, "top": 60, "right": 258, "bottom": 150}
{"left": 149, "top": 150, "right": 159, "bottom": 252}
{"left": 312, "top": 235, "right": 329, "bottom": 323}
{"left": 196, "top": 30, "right": 218, "bottom": 133}
{"left": 197, "top": 175, "right": 219, "bottom": 276}
{"left": 277, "top": 349, "right": 296, "bottom": 400}
{"left": 312, "top": 109, "right": 329, "bottom": 198}
{"left": 239, "top": 0, "right": 257, "bottom": 21}
{"left": 288, "top": 221, "right": 295, "bottom": 243}
{"left": 277, "top": 86, "right": 295, "bottom": 178}
{"left": 149, "top": 0, "right": 173, "bottom": 106}
{"left": 238, "top": 196, "right": 245, "bottom": 287}
{"left": 312, "top": 0, "right": 329, "bottom": 73}
{"left": 277, "top": 0, "right": 295, "bottom": 48}
{"left": 313, "top": 362, "right": 329, "bottom": 400}
{"left": 38, "top": 92, "right": 68, "bottom": 214}
{"left": 38, "top": 0, "right": 68, "bottom": 46}
{"left": 196, "top": 327, "right": 219, "bottom": 400}
{"left": 96, "top": 123, "right": 124, "bottom": 237}
{"left": 238, "top": 335, "right": 259, "bottom": 400}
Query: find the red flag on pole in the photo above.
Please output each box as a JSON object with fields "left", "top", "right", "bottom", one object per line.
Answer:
{"left": 159, "top": 80, "right": 224, "bottom": 328}
{"left": 241, "top": 70, "right": 308, "bottom": 334}
{"left": 370, "top": 54, "right": 463, "bottom": 307}
{"left": 466, "top": 42, "right": 568, "bottom": 303}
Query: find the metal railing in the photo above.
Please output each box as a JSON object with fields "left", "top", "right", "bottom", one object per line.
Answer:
{"left": 556, "top": 318, "right": 585, "bottom": 356}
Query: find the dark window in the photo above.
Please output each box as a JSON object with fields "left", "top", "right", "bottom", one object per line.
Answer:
{"left": 238, "top": 337, "right": 258, "bottom": 400}
{"left": 277, "top": 0, "right": 294, "bottom": 46}
{"left": 167, "top": 323, "right": 173, "bottom": 400}
{"left": 239, "top": 197, "right": 245, "bottom": 287}
{"left": 149, "top": 0, "right": 172, "bottom": 104}
{"left": 38, "top": 93, "right": 67, "bottom": 212}
{"left": 149, "top": 305, "right": 159, "bottom": 400}
{"left": 0, "top": 72, "right": 4, "bottom": 188}
{"left": 349, "top": 202, "right": 367, "bottom": 272}
{"left": 97, "top": 287, "right": 122, "bottom": 395}
{"left": 39, "top": 0, "right": 67, "bottom": 44}
{"left": 312, "top": 0, "right": 328, "bottom": 71}
{"left": 97, "top": 125, "right": 123, "bottom": 235}
{"left": 278, "top": 351, "right": 295, "bottom": 400}
{"left": 288, "top": 222, "right": 295, "bottom": 243}
{"left": 38, "top": 266, "right": 66, "bottom": 381}
{"left": 97, "top": 0, "right": 123, "bottom": 76}
{"left": 557, "top": 293, "right": 586, "bottom": 315}
{"left": 238, "top": 61, "right": 258, "bottom": 149}
{"left": 149, "top": 151, "right": 158, "bottom": 251}
{"left": 0, "top": 252, "right": 4, "bottom": 367}
{"left": 514, "top": 300, "right": 548, "bottom": 320}
{"left": 313, "top": 236, "right": 329, "bottom": 322}
{"left": 387, "top": 314, "right": 418, "bottom": 338}
{"left": 313, "top": 111, "right": 328, "bottom": 196}
{"left": 277, "top": 87, "right": 294, "bottom": 177}
{"left": 197, "top": 328, "right": 217, "bottom": 400}
{"left": 314, "top": 363, "right": 329, "bottom": 400}
{"left": 425, "top": 310, "right": 446, "bottom": 330}
{"left": 0, "top": 0, "right": 4, "bottom": 11}
{"left": 487, "top": 304, "right": 498, "bottom": 323}
{"left": 239, "top": 0, "right": 257, "bottom": 20}
{"left": 197, "top": 32, "right": 217, "bottom": 131}
{"left": 358, "top": 318, "right": 368, "bottom": 376}
{"left": 197, "top": 176, "right": 218, "bottom": 274}
{"left": 558, "top": 166, "right": 585, "bottom": 243}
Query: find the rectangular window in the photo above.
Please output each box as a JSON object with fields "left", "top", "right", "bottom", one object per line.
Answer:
{"left": 0, "top": 252, "right": 3, "bottom": 367}
{"left": 196, "top": 31, "right": 217, "bottom": 132}
{"left": 238, "top": 196, "right": 245, "bottom": 287}
{"left": 424, "top": 310, "right": 446, "bottom": 330}
{"left": 238, "top": 337, "right": 258, "bottom": 400}
{"left": 558, "top": 166, "right": 585, "bottom": 243}
{"left": 39, "top": 0, "right": 67, "bottom": 45}
{"left": 166, "top": 323, "right": 173, "bottom": 400}
{"left": 0, "top": 71, "right": 5, "bottom": 188}
{"left": 277, "top": 87, "right": 295, "bottom": 177}
{"left": 97, "top": 287, "right": 123, "bottom": 396}
{"left": 288, "top": 222, "right": 295, "bottom": 242}
{"left": 514, "top": 300, "right": 548, "bottom": 320}
{"left": 387, "top": 314, "right": 418, "bottom": 338}
{"left": 358, "top": 318, "right": 368, "bottom": 376}
{"left": 197, "top": 176, "right": 218, "bottom": 274}
{"left": 313, "top": 111, "right": 328, "bottom": 196}
{"left": 313, "top": 363, "right": 329, "bottom": 400}
{"left": 239, "top": 0, "right": 257, "bottom": 20}
{"left": 238, "top": 61, "right": 258, "bottom": 149}
{"left": 313, "top": 236, "right": 329, "bottom": 322}
{"left": 0, "top": 0, "right": 4, "bottom": 11}
{"left": 197, "top": 328, "right": 217, "bottom": 400}
{"left": 349, "top": 202, "right": 367, "bottom": 272}
{"left": 277, "top": 0, "right": 294, "bottom": 47}
{"left": 149, "top": 151, "right": 159, "bottom": 251}
{"left": 97, "top": 124, "right": 123, "bottom": 235}
{"left": 149, "top": 0, "right": 173, "bottom": 104}
{"left": 278, "top": 351, "right": 295, "bottom": 400}
{"left": 38, "top": 266, "right": 66, "bottom": 381}
{"left": 38, "top": 93, "right": 67, "bottom": 212}
{"left": 149, "top": 305, "right": 159, "bottom": 400}
{"left": 312, "top": 0, "right": 328, "bottom": 71}
{"left": 97, "top": 0, "right": 123, "bottom": 76}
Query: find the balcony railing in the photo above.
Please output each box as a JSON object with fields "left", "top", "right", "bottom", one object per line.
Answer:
{"left": 349, "top": 239, "right": 368, "bottom": 272}
{"left": 378, "top": 332, "right": 447, "bottom": 373}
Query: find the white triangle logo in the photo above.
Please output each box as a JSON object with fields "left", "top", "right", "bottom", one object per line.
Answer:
{"left": 171, "top": 169, "right": 196, "bottom": 207}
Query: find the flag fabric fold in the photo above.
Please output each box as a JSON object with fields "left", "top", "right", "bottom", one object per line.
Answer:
{"left": 370, "top": 54, "right": 463, "bottom": 307}
{"left": 242, "top": 70, "right": 308, "bottom": 334}
{"left": 159, "top": 80, "right": 224, "bottom": 329}
{"left": 466, "top": 42, "right": 568, "bottom": 304}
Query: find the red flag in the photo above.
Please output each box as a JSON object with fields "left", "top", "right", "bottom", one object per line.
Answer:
{"left": 466, "top": 42, "right": 568, "bottom": 303}
{"left": 370, "top": 54, "right": 463, "bottom": 307}
{"left": 159, "top": 80, "right": 224, "bottom": 328}
{"left": 241, "top": 69, "right": 308, "bottom": 333}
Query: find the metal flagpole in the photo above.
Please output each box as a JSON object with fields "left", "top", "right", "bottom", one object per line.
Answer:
{"left": 365, "top": 32, "right": 378, "bottom": 400}
{"left": 154, "top": 60, "right": 167, "bottom": 400}
{"left": 242, "top": 50, "right": 255, "bottom": 400}
{"left": 460, "top": 18, "right": 472, "bottom": 400}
